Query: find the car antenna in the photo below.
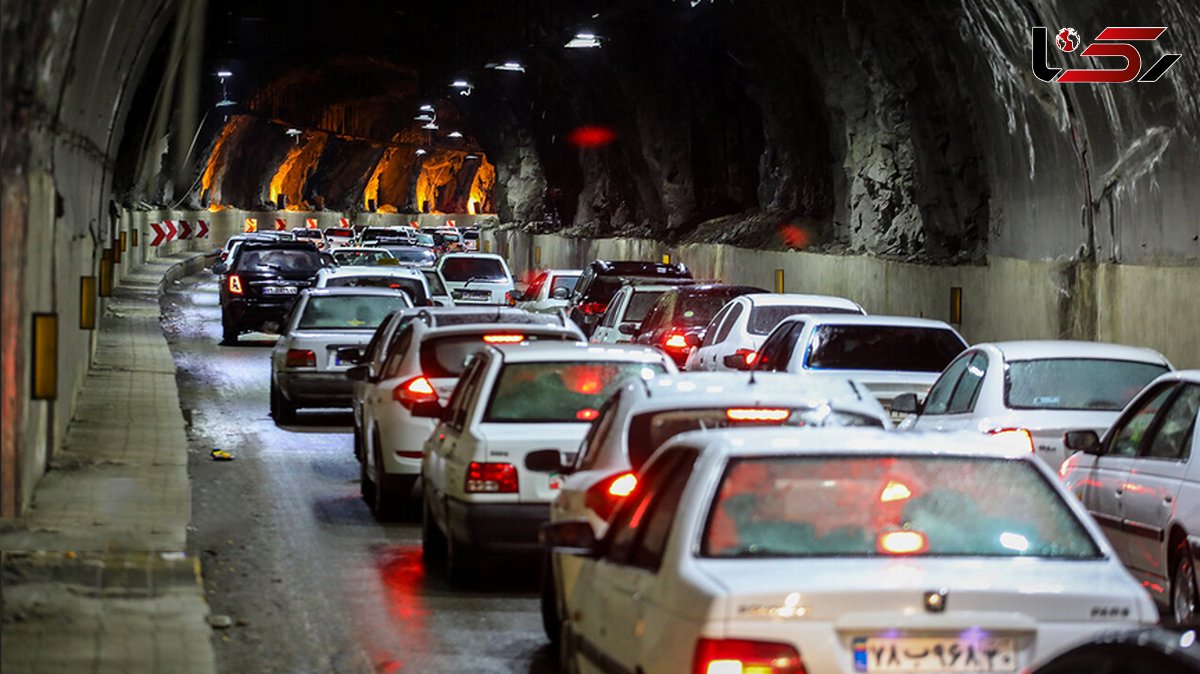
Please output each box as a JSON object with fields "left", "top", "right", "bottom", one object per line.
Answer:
{"left": 639, "top": 376, "right": 653, "bottom": 399}
{"left": 748, "top": 363, "right": 757, "bottom": 386}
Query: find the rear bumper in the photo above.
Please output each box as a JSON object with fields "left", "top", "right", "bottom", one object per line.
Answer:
{"left": 446, "top": 498, "right": 549, "bottom": 556}
{"left": 278, "top": 371, "right": 353, "bottom": 405}
{"left": 223, "top": 298, "right": 296, "bottom": 330}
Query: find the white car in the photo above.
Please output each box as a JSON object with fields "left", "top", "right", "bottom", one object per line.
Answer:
{"left": 536, "top": 372, "right": 890, "bottom": 644}
{"left": 419, "top": 343, "right": 676, "bottom": 581}
{"left": 590, "top": 284, "right": 675, "bottom": 345}
{"left": 291, "top": 228, "right": 327, "bottom": 250}
{"left": 1061, "top": 370, "right": 1200, "bottom": 624}
{"left": 314, "top": 266, "right": 431, "bottom": 306}
{"left": 547, "top": 427, "right": 1157, "bottom": 674}
{"left": 437, "top": 252, "right": 515, "bottom": 304}
{"left": 461, "top": 229, "right": 480, "bottom": 251}
{"left": 269, "top": 288, "right": 412, "bottom": 422}
{"left": 324, "top": 225, "right": 355, "bottom": 249}
{"left": 418, "top": 266, "right": 454, "bottom": 307}
{"left": 749, "top": 314, "right": 968, "bottom": 418}
{"left": 685, "top": 293, "right": 865, "bottom": 371}
{"left": 897, "top": 341, "right": 1172, "bottom": 470}
{"left": 514, "top": 269, "right": 582, "bottom": 314}
{"left": 330, "top": 247, "right": 396, "bottom": 267}
{"left": 350, "top": 313, "right": 584, "bottom": 518}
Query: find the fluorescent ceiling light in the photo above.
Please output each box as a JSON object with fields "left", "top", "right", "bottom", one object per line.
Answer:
{"left": 451, "top": 80, "right": 471, "bottom": 88}
{"left": 422, "top": 122, "right": 439, "bottom": 130}
{"left": 216, "top": 70, "right": 233, "bottom": 78}
{"left": 215, "top": 99, "right": 237, "bottom": 108}
{"left": 419, "top": 104, "right": 435, "bottom": 112}
{"left": 565, "top": 33, "right": 602, "bottom": 49}
{"left": 465, "top": 154, "right": 479, "bottom": 160}
{"left": 414, "top": 114, "right": 433, "bottom": 122}
{"left": 415, "top": 149, "right": 427, "bottom": 156}
{"left": 487, "top": 61, "right": 525, "bottom": 72}
{"left": 285, "top": 128, "right": 302, "bottom": 136}
{"left": 447, "top": 131, "right": 464, "bottom": 138}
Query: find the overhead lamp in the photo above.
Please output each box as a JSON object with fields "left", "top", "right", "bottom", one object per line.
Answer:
{"left": 415, "top": 149, "right": 427, "bottom": 156}
{"left": 285, "top": 128, "right": 302, "bottom": 136}
{"left": 565, "top": 32, "right": 602, "bottom": 48}
{"left": 215, "top": 99, "right": 237, "bottom": 108}
{"left": 216, "top": 70, "right": 233, "bottom": 78}
{"left": 421, "top": 122, "right": 439, "bottom": 130}
{"left": 487, "top": 61, "right": 526, "bottom": 72}
{"left": 464, "top": 154, "right": 479, "bottom": 160}
{"left": 415, "top": 114, "right": 433, "bottom": 122}
{"left": 447, "top": 131, "right": 463, "bottom": 138}
{"left": 419, "top": 104, "right": 435, "bottom": 112}
{"left": 451, "top": 79, "right": 471, "bottom": 88}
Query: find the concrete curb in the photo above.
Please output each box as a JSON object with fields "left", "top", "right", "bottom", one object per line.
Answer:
{"left": 157, "top": 248, "right": 218, "bottom": 295}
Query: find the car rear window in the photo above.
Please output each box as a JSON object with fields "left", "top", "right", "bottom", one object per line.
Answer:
{"left": 484, "top": 361, "right": 666, "bottom": 423}
{"left": 293, "top": 230, "right": 322, "bottom": 239}
{"left": 234, "top": 249, "right": 321, "bottom": 272}
{"left": 298, "top": 295, "right": 411, "bottom": 330}
{"left": 748, "top": 305, "right": 862, "bottom": 335}
{"left": 323, "top": 276, "right": 426, "bottom": 304}
{"left": 419, "top": 333, "right": 573, "bottom": 378}
{"left": 440, "top": 257, "right": 507, "bottom": 282}
{"left": 333, "top": 249, "right": 394, "bottom": 266}
{"left": 623, "top": 290, "right": 667, "bottom": 323}
{"left": 1006, "top": 359, "right": 1169, "bottom": 411}
{"left": 550, "top": 274, "right": 580, "bottom": 294}
{"left": 702, "top": 455, "right": 1100, "bottom": 559}
{"left": 627, "top": 407, "right": 883, "bottom": 470}
{"left": 463, "top": 231, "right": 480, "bottom": 240}
{"left": 326, "top": 228, "right": 353, "bottom": 237}
{"left": 677, "top": 294, "right": 741, "bottom": 327}
{"left": 805, "top": 325, "right": 966, "bottom": 372}
{"left": 386, "top": 248, "right": 437, "bottom": 265}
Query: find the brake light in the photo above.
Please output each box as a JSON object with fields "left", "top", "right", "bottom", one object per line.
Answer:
{"left": 393, "top": 376, "right": 436, "bottom": 409}
{"left": 988, "top": 427, "right": 1035, "bottom": 453}
{"left": 726, "top": 408, "right": 791, "bottom": 422}
{"left": 285, "top": 349, "right": 316, "bottom": 368}
{"left": 693, "top": 638, "right": 805, "bottom": 674}
{"left": 227, "top": 274, "right": 243, "bottom": 294}
{"left": 878, "top": 530, "right": 928, "bottom": 555}
{"left": 663, "top": 331, "right": 690, "bottom": 351}
{"left": 586, "top": 471, "right": 637, "bottom": 520}
{"left": 466, "top": 462, "right": 518, "bottom": 493}
{"left": 581, "top": 302, "right": 606, "bottom": 315}
{"left": 482, "top": 334, "right": 525, "bottom": 344}
{"left": 576, "top": 408, "right": 600, "bottom": 421}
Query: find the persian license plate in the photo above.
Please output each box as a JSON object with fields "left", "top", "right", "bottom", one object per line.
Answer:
{"left": 548, "top": 472, "right": 561, "bottom": 490}
{"left": 458, "top": 291, "right": 489, "bottom": 300}
{"left": 262, "top": 286, "right": 298, "bottom": 295}
{"left": 852, "top": 637, "right": 1016, "bottom": 673}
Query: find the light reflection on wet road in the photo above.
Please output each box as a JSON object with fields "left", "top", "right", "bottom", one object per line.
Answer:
{"left": 161, "top": 270, "right": 557, "bottom": 674}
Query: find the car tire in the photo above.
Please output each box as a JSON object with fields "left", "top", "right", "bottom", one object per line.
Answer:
{"left": 353, "top": 425, "right": 364, "bottom": 462}
{"left": 359, "top": 447, "right": 375, "bottom": 503}
{"left": 540, "top": 551, "right": 562, "bottom": 647}
{"left": 1172, "top": 542, "right": 1199, "bottom": 626}
{"left": 560, "top": 621, "right": 581, "bottom": 674}
{"left": 370, "top": 441, "right": 409, "bottom": 520}
{"left": 221, "top": 314, "right": 239, "bottom": 345}
{"left": 421, "top": 497, "right": 447, "bottom": 563}
{"left": 270, "top": 380, "right": 296, "bottom": 424}
{"left": 445, "top": 529, "right": 472, "bottom": 586}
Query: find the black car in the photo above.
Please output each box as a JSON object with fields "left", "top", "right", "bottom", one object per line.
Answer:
{"left": 215, "top": 241, "right": 325, "bottom": 344}
{"left": 631, "top": 284, "right": 766, "bottom": 367}
{"left": 566, "top": 260, "right": 693, "bottom": 337}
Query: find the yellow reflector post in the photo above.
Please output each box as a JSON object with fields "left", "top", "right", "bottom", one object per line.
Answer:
{"left": 79, "top": 276, "right": 97, "bottom": 329}
{"left": 119, "top": 231, "right": 127, "bottom": 252}
{"left": 950, "top": 286, "right": 963, "bottom": 324}
{"left": 662, "top": 254, "right": 671, "bottom": 264}
{"left": 534, "top": 245, "right": 542, "bottom": 266}
{"left": 774, "top": 269, "right": 785, "bottom": 293}
{"left": 99, "top": 249, "right": 114, "bottom": 297}
{"left": 32, "top": 313, "right": 58, "bottom": 400}
{"left": 131, "top": 228, "right": 138, "bottom": 247}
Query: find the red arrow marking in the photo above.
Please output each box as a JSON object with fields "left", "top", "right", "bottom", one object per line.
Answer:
{"left": 177, "top": 220, "right": 192, "bottom": 240}
{"left": 196, "top": 220, "right": 209, "bottom": 238}
{"left": 275, "top": 218, "right": 286, "bottom": 231}
{"left": 150, "top": 222, "right": 167, "bottom": 246}
{"left": 164, "top": 219, "right": 178, "bottom": 241}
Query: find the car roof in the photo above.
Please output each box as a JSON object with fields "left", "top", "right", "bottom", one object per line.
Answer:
{"left": 663, "top": 427, "right": 1035, "bottom": 459}
{"left": 301, "top": 287, "right": 411, "bottom": 298}
{"left": 622, "top": 284, "right": 682, "bottom": 293}
{"left": 775, "top": 313, "right": 959, "bottom": 330}
{"left": 234, "top": 241, "right": 317, "bottom": 252}
{"left": 488, "top": 342, "right": 668, "bottom": 364}
{"left": 740, "top": 292, "right": 864, "bottom": 310}
{"left": 334, "top": 247, "right": 390, "bottom": 253}
{"left": 421, "top": 323, "right": 581, "bottom": 340}
{"left": 981, "top": 340, "right": 1170, "bottom": 365}
{"left": 439, "top": 252, "right": 505, "bottom": 261}
{"left": 619, "top": 372, "right": 884, "bottom": 416}
{"left": 409, "top": 306, "right": 572, "bottom": 328}
{"left": 588, "top": 260, "right": 691, "bottom": 276}
{"left": 1151, "top": 369, "right": 1200, "bottom": 384}
{"left": 660, "top": 284, "right": 765, "bottom": 297}
{"left": 542, "top": 269, "right": 582, "bottom": 275}
{"left": 318, "top": 266, "right": 423, "bottom": 279}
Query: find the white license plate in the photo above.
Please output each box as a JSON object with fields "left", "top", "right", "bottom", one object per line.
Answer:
{"left": 459, "top": 292, "right": 489, "bottom": 300}
{"left": 548, "top": 472, "right": 561, "bottom": 490}
{"left": 262, "top": 286, "right": 298, "bottom": 295}
{"left": 852, "top": 637, "right": 1016, "bottom": 672}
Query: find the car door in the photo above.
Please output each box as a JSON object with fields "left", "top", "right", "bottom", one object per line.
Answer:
{"left": 1083, "top": 383, "right": 1179, "bottom": 565}
{"left": 576, "top": 450, "right": 696, "bottom": 674}
{"left": 754, "top": 321, "right": 805, "bottom": 373}
{"left": 1121, "top": 384, "right": 1200, "bottom": 581}
{"left": 426, "top": 356, "right": 489, "bottom": 514}
{"left": 706, "top": 301, "right": 746, "bottom": 370}
{"left": 591, "top": 288, "right": 628, "bottom": 344}
{"left": 912, "top": 351, "right": 986, "bottom": 431}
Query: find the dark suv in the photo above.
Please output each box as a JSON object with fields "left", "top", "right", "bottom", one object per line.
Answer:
{"left": 632, "top": 284, "right": 766, "bottom": 367}
{"left": 216, "top": 241, "right": 324, "bottom": 344}
{"left": 566, "top": 260, "right": 693, "bottom": 337}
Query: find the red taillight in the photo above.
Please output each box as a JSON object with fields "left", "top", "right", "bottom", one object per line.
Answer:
{"left": 466, "top": 462, "right": 518, "bottom": 493}
{"left": 988, "top": 427, "right": 1035, "bottom": 453}
{"left": 663, "top": 331, "right": 690, "bottom": 351}
{"left": 581, "top": 302, "right": 606, "bottom": 315}
{"left": 726, "top": 408, "right": 791, "bottom": 422}
{"left": 482, "top": 334, "right": 525, "bottom": 344}
{"left": 576, "top": 408, "right": 600, "bottom": 421}
{"left": 285, "top": 349, "right": 315, "bottom": 368}
{"left": 693, "top": 638, "right": 805, "bottom": 674}
{"left": 586, "top": 471, "right": 637, "bottom": 520}
{"left": 733, "top": 348, "right": 758, "bottom": 367}
{"left": 393, "top": 376, "right": 436, "bottom": 409}
{"left": 228, "top": 274, "right": 243, "bottom": 294}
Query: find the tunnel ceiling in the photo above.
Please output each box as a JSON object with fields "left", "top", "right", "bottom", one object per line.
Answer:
{"left": 132, "top": 0, "right": 1200, "bottom": 263}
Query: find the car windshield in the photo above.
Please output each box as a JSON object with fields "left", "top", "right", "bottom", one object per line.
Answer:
{"left": 748, "top": 304, "right": 862, "bottom": 335}
{"left": 622, "top": 290, "right": 666, "bottom": 323}
{"left": 678, "top": 293, "right": 743, "bottom": 327}
{"left": 485, "top": 361, "right": 666, "bottom": 423}
{"left": 550, "top": 274, "right": 579, "bottom": 295}
{"left": 1006, "top": 359, "right": 1169, "bottom": 411}
{"left": 234, "top": 249, "right": 321, "bottom": 273}
{"left": 702, "top": 455, "right": 1101, "bottom": 559}
{"left": 419, "top": 333, "right": 573, "bottom": 378}
{"left": 332, "top": 249, "right": 394, "bottom": 266}
{"left": 385, "top": 248, "right": 437, "bottom": 264}
{"left": 415, "top": 234, "right": 435, "bottom": 246}
{"left": 297, "top": 295, "right": 410, "bottom": 330}
{"left": 440, "top": 257, "right": 507, "bottom": 282}
{"left": 323, "top": 276, "right": 425, "bottom": 304}
{"left": 806, "top": 325, "right": 965, "bottom": 372}
{"left": 627, "top": 407, "right": 883, "bottom": 470}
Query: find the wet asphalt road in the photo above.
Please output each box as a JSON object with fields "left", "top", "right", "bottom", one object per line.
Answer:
{"left": 161, "top": 270, "right": 557, "bottom": 674}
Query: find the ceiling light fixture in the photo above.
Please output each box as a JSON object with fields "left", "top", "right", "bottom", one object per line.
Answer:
{"left": 487, "top": 61, "right": 526, "bottom": 72}
{"left": 422, "top": 122, "right": 439, "bottom": 130}
{"left": 451, "top": 80, "right": 471, "bottom": 88}
{"left": 419, "top": 104, "right": 435, "bottom": 112}
{"left": 215, "top": 99, "right": 237, "bottom": 108}
{"left": 565, "top": 32, "right": 602, "bottom": 48}
{"left": 216, "top": 70, "right": 233, "bottom": 78}
{"left": 447, "top": 131, "right": 464, "bottom": 138}
{"left": 465, "top": 154, "right": 479, "bottom": 160}
{"left": 415, "top": 149, "right": 427, "bottom": 156}
{"left": 414, "top": 114, "right": 433, "bottom": 122}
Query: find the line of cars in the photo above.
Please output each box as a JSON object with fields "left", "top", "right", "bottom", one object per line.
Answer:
{"left": 210, "top": 240, "right": 1200, "bottom": 672}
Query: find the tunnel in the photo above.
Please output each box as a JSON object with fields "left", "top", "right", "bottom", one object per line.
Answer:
{"left": 3, "top": 0, "right": 1200, "bottom": 668}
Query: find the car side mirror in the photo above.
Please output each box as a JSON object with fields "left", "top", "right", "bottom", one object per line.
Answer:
{"left": 345, "top": 365, "right": 371, "bottom": 382}
{"left": 684, "top": 332, "right": 702, "bottom": 348}
{"left": 1064, "top": 430, "right": 1103, "bottom": 455}
{"left": 212, "top": 262, "right": 228, "bottom": 274}
{"left": 618, "top": 323, "right": 638, "bottom": 336}
{"left": 336, "top": 347, "right": 363, "bottom": 365}
{"left": 891, "top": 392, "right": 922, "bottom": 415}
{"left": 261, "top": 321, "right": 281, "bottom": 335}
{"left": 505, "top": 290, "right": 521, "bottom": 306}
{"left": 320, "top": 253, "right": 336, "bottom": 267}
{"left": 540, "top": 520, "right": 598, "bottom": 557}
{"left": 723, "top": 353, "right": 752, "bottom": 370}
{"left": 551, "top": 287, "right": 570, "bottom": 300}
{"left": 525, "top": 449, "right": 567, "bottom": 473}
{"left": 410, "top": 399, "right": 444, "bottom": 419}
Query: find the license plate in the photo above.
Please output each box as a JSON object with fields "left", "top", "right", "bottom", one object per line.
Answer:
{"left": 457, "top": 291, "right": 489, "bottom": 300}
{"left": 852, "top": 637, "right": 1017, "bottom": 672}
{"left": 262, "top": 286, "right": 298, "bottom": 295}
{"left": 548, "top": 473, "right": 561, "bottom": 490}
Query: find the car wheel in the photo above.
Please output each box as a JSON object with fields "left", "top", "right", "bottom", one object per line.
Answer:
{"left": 370, "top": 442, "right": 409, "bottom": 520}
{"left": 270, "top": 380, "right": 296, "bottom": 423}
{"left": 421, "top": 496, "right": 447, "bottom": 562}
{"left": 560, "top": 621, "right": 581, "bottom": 674}
{"left": 540, "top": 551, "right": 562, "bottom": 647}
{"left": 445, "top": 529, "right": 472, "bottom": 585}
{"left": 359, "top": 446, "right": 375, "bottom": 503}
{"left": 221, "top": 314, "right": 239, "bottom": 345}
{"left": 1173, "top": 543, "right": 1199, "bottom": 626}
{"left": 353, "top": 425, "right": 364, "bottom": 462}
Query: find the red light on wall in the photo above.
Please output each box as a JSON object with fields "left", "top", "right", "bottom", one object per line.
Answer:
{"left": 568, "top": 126, "right": 617, "bottom": 148}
